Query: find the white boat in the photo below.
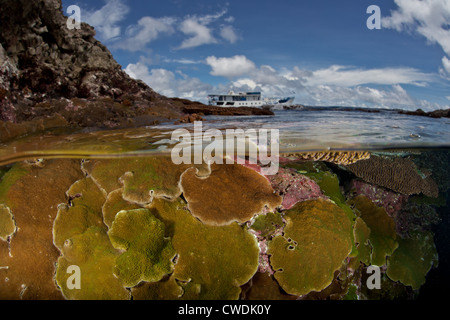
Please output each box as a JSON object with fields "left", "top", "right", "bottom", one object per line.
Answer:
{"left": 208, "top": 91, "right": 295, "bottom": 108}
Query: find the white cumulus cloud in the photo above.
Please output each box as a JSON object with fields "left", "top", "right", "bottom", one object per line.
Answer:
{"left": 382, "top": 0, "right": 450, "bottom": 55}
{"left": 206, "top": 55, "right": 256, "bottom": 78}
{"left": 114, "top": 17, "right": 176, "bottom": 51}
{"left": 440, "top": 56, "right": 450, "bottom": 79}
{"left": 382, "top": 0, "right": 450, "bottom": 80}
{"left": 125, "top": 62, "right": 212, "bottom": 100}
{"left": 178, "top": 18, "right": 217, "bottom": 49}
{"left": 177, "top": 9, "right": 228, "bottom": 49}
{"left": 220, "top": 25, "right": 239, "bottom": 44}
{"left": 307, "top": 65, "right": 433, "bottom": 87}
{"left": 83, "top": 0, "right": 130, "bottom": 41}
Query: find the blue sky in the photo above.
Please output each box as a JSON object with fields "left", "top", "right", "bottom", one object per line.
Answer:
{"left": 62, "top": 0, "right": 450, "bottom": 110}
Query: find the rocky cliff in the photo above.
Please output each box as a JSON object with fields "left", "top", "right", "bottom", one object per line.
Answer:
{"left": 0, "top": 0, "right": 186, "bottom": 128}
{"left": 0, "top": 0, "right": 273, "bottom": 141}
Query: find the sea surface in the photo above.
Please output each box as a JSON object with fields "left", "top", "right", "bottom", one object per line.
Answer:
{"left": 0, "top": 107, "right": 449, "bottom": 301}
{"left": 1, "top": 108, "right": 449, "bottom": 164}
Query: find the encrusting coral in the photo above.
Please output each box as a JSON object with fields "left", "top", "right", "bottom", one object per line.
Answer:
{"left": 352, "top": 217, "right": 372, "bottom": 267}
{"left": 52, "top": 178, "right": 106, "bottom": 250}
{"left": 268, "top": 199, "right": 353, "bottom": 296}
{"left": 0, "top": 151, "right": 445, "bottom": 300}
{"left": 144, "top": 198, "right": 260, "bottom": 300}
{"left": 345, "top": 156, "right": 439, "bottom": 198}
{"left": 281, "top": 151, "right": 371, "bottom": 165}
{"left": 0, "top": 160, "right": 83, "bottom": 300}
{"left": 55, "top": 226, "right": 130, "bottom": 300}
{"left": 180, "top": 163, "right": 282, "bottom": 226}
{"left": 0, "top": 204, "right": 15, "bottom": 241}
{"left": 107, "top": 208, "right": 176, "bottom": 288}
{"left": 102, "top": 188, "right": 141, "bottom": 228}
{"left": 349, "top": 195, "right": 398, "bottom": 266}
{"left": 52, "top": 176, "right": 131, "bottom": 299}
{"left": 82, "top": 157, "right": 208, "bottom": 205}
{"left": 386, "top": 231, "right": 438, "bottom": 290}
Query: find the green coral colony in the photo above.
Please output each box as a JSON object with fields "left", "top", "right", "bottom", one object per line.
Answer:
{"left": 0, "top": 151, "right": 445, "bottom": 300}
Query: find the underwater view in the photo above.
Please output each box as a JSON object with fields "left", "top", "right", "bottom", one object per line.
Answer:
{"left": 0, "top": 109, "right": 449, "bottom": 301}
{"left": 1, "top": 0, "right": 450, "bottom": 309}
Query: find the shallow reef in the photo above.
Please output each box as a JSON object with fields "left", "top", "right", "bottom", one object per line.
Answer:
{"left": 0, "top": 150, "right": 447, "bottom": 300}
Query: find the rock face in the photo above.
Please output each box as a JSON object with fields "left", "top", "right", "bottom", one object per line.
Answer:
{"left": 0, "top": 0, "right": 273, "bottom": 133}
{"left": 0, "top": 0, "right": 179, "bottom": 122}
{"left": 0, "top": 0, "right": 182, "bottom": 127}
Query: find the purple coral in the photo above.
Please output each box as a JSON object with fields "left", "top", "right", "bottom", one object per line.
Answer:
{"left": 268, "top": 167, "right": 326, "bottom": 210}
{"left": 239, "top": 162, "right": 326, "bottom": 210}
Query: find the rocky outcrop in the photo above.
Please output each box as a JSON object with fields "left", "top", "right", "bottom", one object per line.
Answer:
{"left": 0, "top": 0, "right": 185, "bottom": 127}
{"left": 398, "top": 108, "right": 450, "bottom": 119}
{"left": 0, "top": 0, "right": 270, "bottom": 138}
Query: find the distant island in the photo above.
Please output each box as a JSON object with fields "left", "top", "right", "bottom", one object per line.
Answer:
{"left": 281, "top": 105, "right": 450, "bottom": 119}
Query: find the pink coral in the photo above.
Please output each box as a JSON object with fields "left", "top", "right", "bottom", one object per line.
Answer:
{"left": 350, "top": 180, "right": 408, "bottom": 217}
{"left": 268, "top": 167, "right": 326, "bottom": 210}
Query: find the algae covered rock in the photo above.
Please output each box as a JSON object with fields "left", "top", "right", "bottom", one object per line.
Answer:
{"left": 180, "top": 163, "right": 282, "bottom": 226}
{"left": 108, "top": 208, "right": 176, "bottom": 287}
{"left": 386, "top": 231, "right": 438, "bottom": 290}
{"left": 268, "top": 199, "right": 353, "bottom": 296}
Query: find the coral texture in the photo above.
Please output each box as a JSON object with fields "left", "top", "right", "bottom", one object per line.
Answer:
{"left": 108, "top": 209, "right": 176, "bottom": 287}
{"left": 349, "top": 195, "right": 398, "bottom": 266}
{"left": 0, "top": 204, "right": 15, "bottom": 241}
{"left": 268, "top": 199, "right": 353, "bottom": 296}
{"left": 268, "top": 167, "right": 325, "bottom": 209}
{"left": 0, "top": 160, "right": 83, "bottom": 299}
{"left": 386, "top": 231, "right": 438, "bottom": 289}
{"left": 281, "top": 151, "right": 371, "bottom": 165}
{"left": 149, "top": 198, "right": 260, "bottom": 300}
{"left": 180, "top": 164, "right": 281, "bottom": 226}
{"left": 346, "top": 156, "right": 439, "bottom": 198}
